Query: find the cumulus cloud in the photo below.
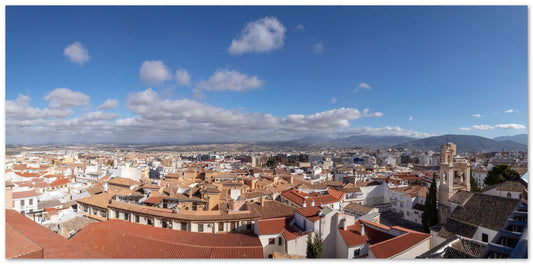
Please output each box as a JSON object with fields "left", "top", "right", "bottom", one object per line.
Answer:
{"left": 494, "top": 123, "right": 526, "bottom": 129}
{"left": 6, "top": 94, "right": 73, "bottom": 120}
{"left": 44, "top": 88, "right": 90, "bottom": 109}
{"left": 8, "top": 88, "right": 411, "bottom": 144}
{"left": 176, "top": 68, "right": 191, "bottom": 86}
{"left": 96, "top": 98, "right": 119, "bottom": 110}
{"left": 139, "top": 60, "right": 172, "bottom": 86}
{"left": 193, "top": 69, "right": 263, "bottom": 99}
{"left": 353, "top": 82, "right": 372, "bottom": 93}
{"left": 409, "top": 116, "right": 413, "bottom": 121}
{"left": 331, "top": 97, "right": 337, "bottom": 104}
{"left": 312, "top": 43, "right": 323, "bottom": 54}
{"left": 471, "top": 114, "right": 482, "bottom": 118}
{"left": 505, "top": 109, "right": 516, "bottom": 113}
{"left": 335, "top": 126, "right": 432, "bottom": 138}
{"left": 295, "top": 24, "right": 305, "bottom": 31}
{"left": 64, "top": 41, "right": 90, "bottom": 65}
{"left": 228, "top": 17, "right": 286, "bottom": 55}
{"left": 460, "top": 123, "right": 526, "bottom": 131}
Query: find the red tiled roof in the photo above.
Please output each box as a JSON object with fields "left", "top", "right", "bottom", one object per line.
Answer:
{"left": 34, "top": 181, "right": 51, "bottom": 188}
{"left": 338, "top": 222, "right": 368, "bottom": 247}
{"left": 295, "top": 206, "right": 323, "bottom": 222}
{"left": 107, "top": 177, "right": 140, "bottom": 186}
{"left": 50, "top": 178, "right": 69, "bottom": 187}
{"left": 15, "top": 172, "right": 43, "bottom": 178}
{"left": 5, "top": 224, "right": 43, "bottom": 258}
{"left": 76, "top": 192, "right": 115, "bottom": 209}
{"left": 257, "top": 217, "right": 292, "bottom": 235}
{"left": 281, "top": 188, "right": 344, "bottom": 207}
{"left": 12, "top": 190, "right": 38, "bottom": 199}
{"left": 70, "top": 219, "right": 264, "bottom": 258}
{"left": 281, "top": 224, "right": 304, "bottom": 241}
{"left": 5, "top": 209, "right": 107, "bottom": 258}
{"left": 143, "top": 196, "right": 164, "bottom": 204}
{"left": 369, "top": 231, "right": 430, "bottom": 258}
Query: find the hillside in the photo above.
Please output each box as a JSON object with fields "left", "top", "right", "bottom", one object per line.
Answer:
{"left": 493, "top": 134, "right": 528, "bottom": 145}
{"left": 394, "top": 134, "right": 528, "bottom": 152}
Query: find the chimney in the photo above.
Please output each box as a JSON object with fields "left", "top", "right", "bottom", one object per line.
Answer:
{"left": 360, "top": 223, "right": 365, "bottom": 236}
{"left": 311, "top": 200, "right": 315, "bottom": 207}
{"left": 260, "top": 195, "right": 265, "bottom": 206}
{"left": 302, "top": 201, "right": 306, "bottom": 208}
{"left": 341, "top": 218, "right": 348, "bottom": 230}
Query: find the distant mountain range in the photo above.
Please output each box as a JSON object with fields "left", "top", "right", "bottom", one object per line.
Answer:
{"left": 393, "top": 134, "right": 527, "bottom": 152}
{"left": 493, "top": 134, "right": 528, "bottom": 145}
{"left": 7, "top": 134, "right": 528, "bottom": 153}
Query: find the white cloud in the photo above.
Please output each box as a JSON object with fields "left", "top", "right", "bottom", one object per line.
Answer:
{"left": 7, "top": 88, "right": 398, "bottom": 144}
{"left": 175, "top": 68, "right": 191, "bottom": 86}
{"left": 312, "top": 43, "right": 323, "bottom": 54}
{"left": 96, "top": 98, "right": 119, "bottom": 110}
{"left": 505, "top": 109, "right": 516, "bottom": 113}
{"left": 193, "top": 69, "right": 263, "bottom": 99}
{"left": 494, "top": 123, "right": 526, "bottom": 129}
{"left": 353, "top": 82, "right": 372, "bottom": 93}
{"left": 335, "top": 126, "right": 432, "bottom": 138}
{"left": 44, "top": 88, "right": 90, "bottom": 109}
{"left": 295, "top": 24, "right": 305, "bottom": 31}
{"left": 64, "top": 41, "right": 90, "bottom": 65}
{"left": 471, "top": 114, "right": 482, "bottom": 118}
{"left": 460, "top": 123, "right": 526, "bottom": 131}
{"left": 6, "top": 94, "right": 73, "bottom": 120}
{"left": 409, "top": 116, "right": 413, "bottom": 121}
{"left": 228, "top": 17, "right": 286, "bottom": 55}
{"left": 331, "top": 97, "right": 337, "bottom": 104}
{"left": 139, "top": 60, "right": 172, "bottom": 86}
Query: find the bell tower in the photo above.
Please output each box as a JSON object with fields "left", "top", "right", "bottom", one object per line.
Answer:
{"left": 438, "top": 141, "right": 470, "bottom": 224}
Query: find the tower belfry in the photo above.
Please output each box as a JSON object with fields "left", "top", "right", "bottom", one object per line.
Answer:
{"left": 438, "top": 142, "right": 471, "bottom": 224}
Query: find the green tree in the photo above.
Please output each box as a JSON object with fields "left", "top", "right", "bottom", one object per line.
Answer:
{"left": 306, "top": 233, "right": 323, "bottom": 258}
{"left": 313, "top": 233, "right": 323, "bottom": 258}
{"left": 485, "top": 165, "right": 520, "bottom": 186}
{"left": 421, "top": 174, "right": 438, "bottom": 233}
{"left": 306, "top": 234, "right": 315, "bottom": 258}
{"left": 470, "top": 174, "right": 482, "bottom": 193}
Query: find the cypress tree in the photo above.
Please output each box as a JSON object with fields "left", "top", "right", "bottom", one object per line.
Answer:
{"left": 422, "top": 174, "right": 438, "bottom": 233}
{"left": 313, "top": 233, "right": 323, "bottom": 258}
{"left": 306, "top": 234, "right": 315, "bottom": 258}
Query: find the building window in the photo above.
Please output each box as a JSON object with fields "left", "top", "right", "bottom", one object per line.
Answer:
{"left": 135, "top": 215, "right": 140, "bottom": 223}
{"left": 278, "top": 237, "right": 283, "bottom": 245}
{"left": 231, "top": 221, "right": 237, "bottom": 231}
{"left": 269, "top": 238, "right": 275, "bottom": 245}
{"left": 101, "top": 211, "right": 107, "bottom": 218}
{"left": 181, "top": 222, "right": 188, "bottom": 231}
{"left": 218, "top": 222, "right": 224, "bottom": 231}
{"left": 162, "top": 221, "right": 168, "bottom": 228}
{"left": 29, "top": 199, "right": 33, "bottom": 205}
{"left": 507, "top": 192, "right": 512, "bottom": 198}
{"left": 482, "top": 233, "right": 489, "bottom": 242}
{"left": 21, "top": 200, "right": 25, "bottom": 206}
{"left": 353, "top": 248, "right": 361, "bottom": 258}
{"left": 124, "top": 213, "right": 129, "bottom": 221}
{"left": 198, "top": 224, "right": 204, "bottom": 232}
{"left": 115, "top": 211, "right": 119, "bottom": 218}
{"left": 147, "top": 218, "right": 153, "bottom": 226}
{"left": 268, "top": 254, "right": 273, "bottom": 259}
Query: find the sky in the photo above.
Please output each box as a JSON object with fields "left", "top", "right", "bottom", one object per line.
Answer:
{"left": 5, "top": 6, "right": 528, "bottom": 144}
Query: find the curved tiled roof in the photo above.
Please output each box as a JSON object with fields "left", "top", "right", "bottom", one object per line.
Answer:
{"left": 5, "top": 209, "right": 106, "bottom": 258}
{"left": 70, "top": 219, "right": 263, "bottom": 258}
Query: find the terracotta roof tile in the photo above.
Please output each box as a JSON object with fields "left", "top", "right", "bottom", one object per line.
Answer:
{"left": 281, "top": 224, "right": 304, "bottom": 241}
{"left": 338, "top": 222, "right": 368, "bottom": 247}
{"left": 12, "top": 190, "right": 38, "bottom": 199}
{"left": 5, "top": 209, "right": 107, "bottom": 258}
{"left": 295, "top": 206, "right": 323, "bottom": 222}
{"left": 369, "top": 231, "right": 430, "bottom": 258}
{"left": 50, "top": 177, "right": 69, "bottom": 187}
{"left": 257, "top": 217, "right": 292, "bottom": 235}
{"left": 70, "top": 219, "right": 263, "bottom": 258}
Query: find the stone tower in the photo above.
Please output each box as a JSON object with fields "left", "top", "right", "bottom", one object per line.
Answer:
{"left": 438, "top": 142, "right": 471, "bottom": 224}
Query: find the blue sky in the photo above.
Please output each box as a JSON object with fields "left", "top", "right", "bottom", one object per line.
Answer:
{"left": 5, "top": 6, "right": 528, "bottom": 144}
